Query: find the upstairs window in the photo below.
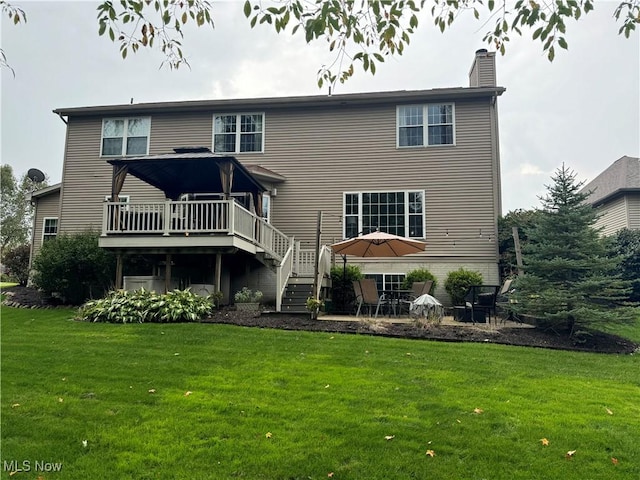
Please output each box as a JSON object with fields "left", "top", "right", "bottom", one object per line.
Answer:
{"left": 397, "top": 104, "right": 454, "bottom": 147}
{"left": 43, "top": 217, "right": 58, "bottom": 242}
{"left": 213, "top": 113, "right": 264, "bottom": 153}
{"left": 343, "top": 191, "right": 425, "bottom": 239}
{"left": 101, "top": 117, "right": 150, "bottom": 156}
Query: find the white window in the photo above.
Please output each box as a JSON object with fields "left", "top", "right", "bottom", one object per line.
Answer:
{"left": 105, "top": 195, "right": 130, "bottom": 211}
{"left": 213, "top": 113, "right": 264, "bottom": 153}
{"left": 397, "top": 104, "right": 455, "bottom": 147}
{"left": 101, "top": 117, "right": 150, "bottom": 156}
{"left": 42, "top": 217, "right": 58, "bottom": 242}
{"left": 343, "top": 191, "right": 425, "bottom": 239}
{"left": 365, "top": 273, "right": 406, "bottom": 292}
{"left": 262, "top": 193, "right": 271, "bottom": 223}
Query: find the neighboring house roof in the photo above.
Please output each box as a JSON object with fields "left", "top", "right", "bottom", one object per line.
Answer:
{"left": 582, "top": 156, "right": 640, "bottom": 206}
{"left": 27, "top": 183, "right": 61, "bottom": 202}
{"left": 107, "top": 151, "right": 267, "bottom": 200}
{"left": 52, "top": 86, "right": 506, "bottom": 117}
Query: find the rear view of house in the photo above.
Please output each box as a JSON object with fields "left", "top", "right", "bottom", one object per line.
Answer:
{"left": 30, "top": 49, "right": 505, "bottom": 309}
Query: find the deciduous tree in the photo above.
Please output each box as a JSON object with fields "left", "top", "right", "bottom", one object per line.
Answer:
{"left": 0, "top": 164, "right": 45, "bottom": 252}
{"left": 2, "top": 0, "right": 639, "bottom": 87}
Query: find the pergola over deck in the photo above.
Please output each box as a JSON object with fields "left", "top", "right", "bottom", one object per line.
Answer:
{"left": 107, "top": 147, "right": 267, "bottom": 210}
{"left": 102, "top": 148, "right": 291, "bottom": 293}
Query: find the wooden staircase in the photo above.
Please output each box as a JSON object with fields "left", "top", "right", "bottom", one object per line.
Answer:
{"left": 280, "top": 277, "right": 315, "bottom": 313}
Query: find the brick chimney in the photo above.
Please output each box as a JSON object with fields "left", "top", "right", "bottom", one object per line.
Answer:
{"left": 469, "top": 49, "right": 496, "bottom": 87}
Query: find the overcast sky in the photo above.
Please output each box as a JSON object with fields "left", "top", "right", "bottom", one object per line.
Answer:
{"left": 1, "top": 1, "right": 638, "bottom": 213}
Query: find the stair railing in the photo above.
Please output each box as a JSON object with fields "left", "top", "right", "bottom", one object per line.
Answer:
{"left": 275, "top": 237, "right": 295, "bottom": 312}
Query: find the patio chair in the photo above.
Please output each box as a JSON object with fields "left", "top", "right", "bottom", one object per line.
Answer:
{"left": 496, "top": 278, "right": 520, "bottom": 324}
{"left": 463, "top": 285, "right": 500, "bottom": 324}
{"left": 356, "top": 278, "right": 392, "bottom": 318}
{"left": 352, "top": 280, "right": 363, "bottom": 315}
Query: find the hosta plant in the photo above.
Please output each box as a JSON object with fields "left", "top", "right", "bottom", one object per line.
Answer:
{"left": 77, "top": 288, "right": 214, "bottom": 323}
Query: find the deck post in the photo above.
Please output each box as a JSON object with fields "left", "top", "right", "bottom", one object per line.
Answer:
{"left": 163, "top": 201, "right": 171, "bottom": 236}
{"left": 215, "top": 253, "right": 222, "bottom": 297}
{"left": 165, "top": 254, "right": 172, "bottom": 293}
{"left": 115, "top": 254, "right": 123, "bottom": 290}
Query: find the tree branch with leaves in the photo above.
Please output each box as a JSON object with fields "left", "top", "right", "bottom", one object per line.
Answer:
{"left": 2, "top": 0, "right": 639, "bottom": 86}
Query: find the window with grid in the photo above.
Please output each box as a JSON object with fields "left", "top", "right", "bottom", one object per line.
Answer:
{"left": 343, "top": 191, "right": 424, "bottom": 239}
{"left": 101, "top": 118, "right": 150, "bottom": 156}
{"left": 365, "top": 273, "right": 406, "bottom": 292}
{"left": 213, "top": 113, "right": 264, "bottom": 153}
{"left": 397, "top": 104, "right": 454, "bottom": 147}
{"left": 43, "top": 218, "right": 58, "bottom": 242}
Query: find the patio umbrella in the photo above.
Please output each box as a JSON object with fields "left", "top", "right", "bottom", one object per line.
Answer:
{"left": 330, "top": 231, "right": 427, "bottom": 314}
{"left": 331, "top": 231, "right": 427, "bottom": 258}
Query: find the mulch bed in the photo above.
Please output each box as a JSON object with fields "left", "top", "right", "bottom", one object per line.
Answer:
{"left": 3, "top": 286, "right": 638, "bottom": 355}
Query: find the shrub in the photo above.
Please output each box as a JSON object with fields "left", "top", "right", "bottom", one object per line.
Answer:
{"left": 32, "top": 231, "right": 115, "bottom": 305}
{"left": 444, "top": 268, "right": 483, "bottom": 305}
{"left": 234, "top": 287, "right": 263, "bottom": 303}
{"left": 330, "top": 264, "right": 363, "bottom": 314}
{"left": 2, "top": 244, "right": 30, "bottom": 286}
{"left": 401, "top": 267, "right": 436, "bottom": 292}
{"left": 77, "top": 288, "right": 214, "bottom": 323}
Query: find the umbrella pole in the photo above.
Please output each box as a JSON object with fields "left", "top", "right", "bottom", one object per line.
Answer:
{"left": 342, "top": 255, "right": 347, "bottom": 313}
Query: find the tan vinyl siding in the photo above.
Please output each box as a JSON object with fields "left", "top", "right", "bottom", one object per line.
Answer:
{"left": 244, "top": 98, "right": 499, "bottom": 263}
{"left": 628, "top": 194, "right": 640, "bottom": 229}
{"left": 31, "top": 190, "right": 61, "bottom": 259}
{"left": 58, "top": 95, "right": 500, "bottom": 274}
{"left": 477, "top": 59, "right": 496, "bottom": 87}
{"left": 59, "top": 116, "right": 174, "bottom": 234}
{"left": 594, "top": 196, "right": 628, "bottom": 236}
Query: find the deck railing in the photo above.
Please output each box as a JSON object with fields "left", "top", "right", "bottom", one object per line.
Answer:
{"left": 103, "top": 200, "right": 290, "bottom": 262}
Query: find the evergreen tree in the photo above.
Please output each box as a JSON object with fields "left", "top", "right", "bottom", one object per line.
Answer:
{"left": 512, "top": 164, "right": 637, "bottom": 336}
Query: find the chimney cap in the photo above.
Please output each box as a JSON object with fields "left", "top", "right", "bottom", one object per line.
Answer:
{"left": 475, "top": 48, "right": 488, "bottom": 55}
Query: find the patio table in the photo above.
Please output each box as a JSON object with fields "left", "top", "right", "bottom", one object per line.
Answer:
{"left": 382, "top": 289, "right": 412, "bottom": 317}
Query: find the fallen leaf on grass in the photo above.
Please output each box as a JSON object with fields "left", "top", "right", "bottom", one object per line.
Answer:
{"left": 58, "top": 397, "right": 64, "bottom": 403}
{"left": 328, "top": 473, "right": 334, "bottom": 478}
{"left": 456, "top": 419, "right": 461, "bottom": 423}
{"left": 540, "top": 438, "right": 549, "bottom": 446}
{"left": 265, "top": 432, "right": 272, "bottom": 439}
{"left": 384, "top": 435, "right": 395, "bottom": 441}
{"left": 9, "top": 471, "right": 18, "bottom": 476}
{"left": 11, "top": 403, "right": 20, "bottom": 408}
{"left": 325, "top": 385, "right": 330, "bottom": 389}
{"left": 148, "top": 389, "right": 156, "bottom": 394}
{"left": 473, "top": 408, "right": 483, "bottom": 414}
{"left": 565, "top": 450, "right": 577, "bottom": 459}
{"left": 611, "top": 457, "right": 619, "bottom": 465}
{"left": 184, "top": 391, "right": 192, "bottom": 396}
{"left": 426, "top": 450, "right": 435, "bottom": 457}
{"left": 605, "top": 407, "right": 613, "bottom": 415}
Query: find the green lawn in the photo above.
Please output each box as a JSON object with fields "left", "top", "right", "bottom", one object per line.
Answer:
{"left": 2, "top": 306, "right": 639, "bottom": 479}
